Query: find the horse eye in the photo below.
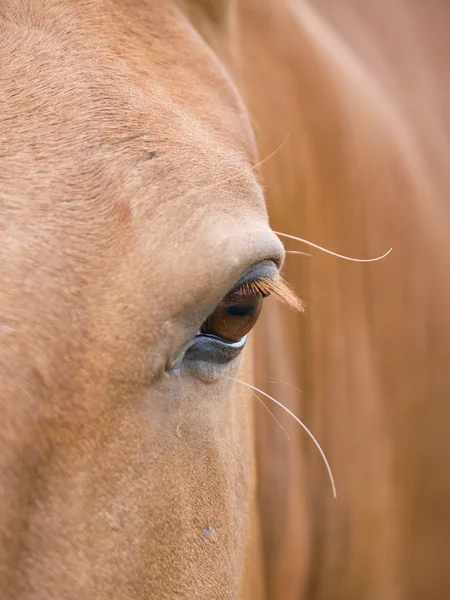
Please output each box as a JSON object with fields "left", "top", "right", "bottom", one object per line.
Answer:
{"left": 200, "top": 287, "right": 264, "bottom": 343}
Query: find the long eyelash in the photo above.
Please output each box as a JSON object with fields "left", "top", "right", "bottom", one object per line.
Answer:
{"left": 238, "top": 276, "right": 305, "bottom": 312}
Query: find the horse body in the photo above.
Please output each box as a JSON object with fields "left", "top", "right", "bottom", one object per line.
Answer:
{"left": 240, "top": 2, "right": 450, "bottom": 598}
{"left": 1, "top": 1, "right": 450, "bottom": 599}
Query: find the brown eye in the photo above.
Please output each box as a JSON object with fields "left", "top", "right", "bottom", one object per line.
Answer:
{"left": 200, "top": 287, "right": 264, "bottom": 343}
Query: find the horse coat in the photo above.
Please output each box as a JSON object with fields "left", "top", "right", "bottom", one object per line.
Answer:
{"left": 1, "top": 1, "right": 450, "bottom": 599}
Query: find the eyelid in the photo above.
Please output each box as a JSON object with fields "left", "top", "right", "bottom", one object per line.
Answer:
{"left": 184, "top": 334, "right": 247, "bottom": 365}
{"left": 232, "top": 260, "right": 280, "bottom": 290}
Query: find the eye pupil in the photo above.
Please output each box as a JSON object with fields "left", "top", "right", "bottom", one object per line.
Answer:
{"left": 200, "top": 288, "right": 263, "bottom": 343}
{"left": 226, "top": 305, "right": 255, "bottom": 317}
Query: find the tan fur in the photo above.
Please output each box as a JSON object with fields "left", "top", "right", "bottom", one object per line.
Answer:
{"left": 0, "top": 1, "right": 270, "bottom": 598}
{"left": 1, "top": 1, "right": 450, "bottom": 599}
{"left": 237, "top": 2, "right": 450, "bottom": 599}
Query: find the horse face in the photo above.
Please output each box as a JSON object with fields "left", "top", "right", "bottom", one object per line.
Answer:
{"left": 0, "top": 2, "right": 282, "bottom": 598}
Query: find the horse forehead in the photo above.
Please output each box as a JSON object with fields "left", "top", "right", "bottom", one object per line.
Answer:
{"left": 0, "top": 1, "right": 253, "bottom": 145}
{"left": 0, "top": 3, "right": 269, "bottom": 354}
{"left": 0, "top": 4, "right": 262, "bottom": 228}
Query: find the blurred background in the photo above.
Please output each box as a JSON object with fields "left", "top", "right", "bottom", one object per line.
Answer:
{"left": 239, "top": 1, "right": 450, "bottom": 598}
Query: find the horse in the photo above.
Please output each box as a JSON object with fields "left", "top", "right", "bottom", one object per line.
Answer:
{"left": 1, "top": 1, "right": 450, "bottom": 599}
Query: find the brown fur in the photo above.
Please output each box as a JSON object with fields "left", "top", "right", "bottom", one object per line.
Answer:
{"left": 238, "top": 2, "right": 450, "bottom": 599}
{"left": 0, "top": 1, "right": 271, "bottom": 598}
{"left": 1, "top": 1, "right": 450, "bottom": 599}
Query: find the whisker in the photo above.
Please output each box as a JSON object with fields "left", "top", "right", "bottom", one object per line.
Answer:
{"left": 226, "top": 376, "right": 337, "bottom": 498}
{"left": 189, "top": 134, "right": 291, "bottom": 195}
{"left": 286, "top": 250, "right": 313, "bottom": 257}
{"left": 237, "top": 367, "right": 304, "bottom": 397}
{"left": 249, "top": 133, "right": 291, "bottom": 172}
{"left": 250, "top": 391, "right": 290, "bottom": 441}
{"left": 275, "top": 231, "right": 392, "bottom": 263}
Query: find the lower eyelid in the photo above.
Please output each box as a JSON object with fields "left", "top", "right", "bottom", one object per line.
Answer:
{"left": 184, "top": 334, "right": 247, "bottom": 365}
{"left": 199, "top": 334, "right": 247, "bottom": 349}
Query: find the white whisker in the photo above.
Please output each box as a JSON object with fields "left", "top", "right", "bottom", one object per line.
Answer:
{"left": 275, "top": 231, "right": 392, "bottom": 263}
{"left": 286, "top": 250, "right": 313, "bottom": 257}
{"left": 226, "top": 376, "right": 337, "bottom": 498}
{"left": 189, "top": 134, "right": 291, "bottom": 195}
{"left": 237, "top": 367, "right": 304, "bottom": 397}
{"left": 250, "top": 391, "right": 290, "bottom": 441}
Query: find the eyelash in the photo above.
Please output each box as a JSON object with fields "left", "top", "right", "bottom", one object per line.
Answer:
{"left": 233, "top": 276, "right": 274, "bottom": 298}
{"left": 237, "top": 275, "right": 303, "bottom": 311}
